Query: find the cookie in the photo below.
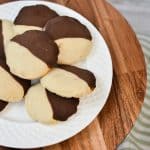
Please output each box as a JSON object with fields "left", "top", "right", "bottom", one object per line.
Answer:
{"left": 45, "top": 16, "right": 92, "bottom": 64}
{"left": 41, "top": 65, "right": 96, "bottom": 98}
{"left": 6, "top": 30, "right": 59, "bottom": 79}
{"left": 25, "top": 84, "right": 79, "bottom": 124}
{"left": 0, "top": 19, "right": 41, "bottom": 60}
{"left": 0, "top": 19, "right": 14, "bottom": 59}
{"left": 0, "top": 100, "right": 8, "bottom": 112}
{"left": 0, "top": 59, "right": 30, "bottom": 102}
{"left": 14, "top": 5, "right": 59, "bottom": 28}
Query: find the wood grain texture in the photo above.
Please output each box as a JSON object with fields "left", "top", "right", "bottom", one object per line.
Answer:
{"left": 0, "top": 0, "right": 147, "bottom": 150}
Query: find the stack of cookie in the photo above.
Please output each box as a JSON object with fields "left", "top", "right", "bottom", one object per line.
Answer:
{"left": 0, "top": 5, "right": 96, "bottom": 124}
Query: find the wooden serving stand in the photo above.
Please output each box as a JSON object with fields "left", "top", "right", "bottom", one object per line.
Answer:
{"left": 0, "top": 0, "right": 147, "bottom": 150}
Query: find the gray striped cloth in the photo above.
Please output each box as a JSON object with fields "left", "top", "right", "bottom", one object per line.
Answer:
{"left": 107, "top": 0, "right": 150, "bottom": 149}
{"left": 118, "top": 34, "right": 150, "bottom": 150}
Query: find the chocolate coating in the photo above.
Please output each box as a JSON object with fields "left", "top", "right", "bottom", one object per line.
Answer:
{"left": 14, "top": 5, "right": 59, "bottom": 27}
{"left": 58, "top": 65, "right": 96, "bottom": 90}
{"left": 0, "top": 100, "right": 8, "bottom": 112}
{"left": 45, "top": 16, "right": 92, "bottom": 40}
{"left": 13, "top": 74, "right": 31, "bottom": 94}
{"left": 46, "top": 90, "right": 79, "bottom": 121}
{"left": 12, "top": 30, "right": 59, "bottom": 67}
{"left": 0, "top": 59, "right": 31, "bottom": 94}
{"left": 0, "top": 20, "right": 5, "bottom": 59}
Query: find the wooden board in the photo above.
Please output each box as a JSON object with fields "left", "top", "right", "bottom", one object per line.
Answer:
{"left": 0, "top": 0, "right": 147, "bottom": 150}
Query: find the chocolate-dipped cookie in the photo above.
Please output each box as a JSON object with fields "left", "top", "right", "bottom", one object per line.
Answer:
{"left": 0, "top": 59, "right": 30, "bottom": 102}
{"left": 6, "top": 30, "right": 59, "bottom": 79}
{"left": 14, "top": 5, "right": 59, "bottom": 28}
{"left": 41, "top": 65, "right": 96, "bottom": 98}
{"left": 0, "top": 19, "right": 14, "bottom": 59}
{"left": 45, "top": 16, "right": 92, "bottom": 64}
{"left": 25, "top": 84, "right": 79, "bottom": 124}
{"left": 0, "top": 19, "right": 42, "bottom": 60}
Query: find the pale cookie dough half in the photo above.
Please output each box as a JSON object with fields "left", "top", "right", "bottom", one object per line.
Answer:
{"left": 41, "top": 65, "right": 96, "bottom": 98}
{"left": 25, "top": 84, "right": 79, "bottom": 124}
{"left": 56, "top": 38, "right": 92, "bottom": 64}
{"left": 0, "top": 19, "right": 14, "bottom": 59}
{"left": 2, "top": 20, "right": 14, "bottom": 48}
{"left": 0, "top": 59, "right": 30, "bottom": 102}
{"left": 0, "top": 20, "right": 5, "bottom": 59}
{"left": 6, "top": 30, "right": 59, "bottom": 79}
{"left": 13, "top": 25, "right": 42, "bottom": 36}
{"left": 45, "top": 16, "right": 92, "bottom": 64}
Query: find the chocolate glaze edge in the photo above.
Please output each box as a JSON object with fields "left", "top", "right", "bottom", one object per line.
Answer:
{"left": 46, "top": 90, "right": 79, "bottom": 121}
{"left": 45, "top": 16, "right": 92, "bottom": 40}
{"left": 11, "top": 30, "right": 59, "bottom": 67}
{"left": 58, "top": 65, "right": 96, "bottom": 90}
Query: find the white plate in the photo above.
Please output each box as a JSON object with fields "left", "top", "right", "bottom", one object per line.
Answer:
{"left": 0, "top": 1, "right": 113, "bottom": 149}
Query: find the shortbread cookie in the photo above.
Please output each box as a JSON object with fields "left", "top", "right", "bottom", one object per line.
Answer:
{"left": 41, "top": 65, "right": 96, "bottom": 98}
{"left": 45, "top": 16, "right": 92, "bottom": 64}
{"left": 25, "top": 84, "right": 79, "bottom": 124}
{"left": 6, "top": 30, "right": 59, "bottom": 79}
{"left": 0, "top": 19, "right": 41, "bottom": 60}
{"left": 0, "top": 59, "right": 30, "bottom": 102}
{"left": 14, "top": 5, "right": 59, "bottom": 28}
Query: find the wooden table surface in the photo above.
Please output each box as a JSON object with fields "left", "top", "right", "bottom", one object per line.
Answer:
{"left": 0, "top": 0, "right": 147, "bottom": 150}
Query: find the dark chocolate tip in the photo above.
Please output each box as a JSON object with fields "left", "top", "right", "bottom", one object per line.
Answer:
{"left": 46, "top": 90, "right": 79, "bottom": 121}
{"left": 45, "top": 16, "right": 92, "bottom": 40}
{"left": 0, "top": 20, "right": 5, "bottom": 60}
{"left": 58, "top": 65, "right": 96, "bottom": 90}
{"left": 11, "top": 30, "right": 59, "bottom": 67}
{"left": 0, "top": 100, "right": 8, "bottom": 112}
{"left": 0, "top": 59, "right": 31, "bottom": 95}
{"left": 14, "top": 5, "right": 59, "bottom": 27}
